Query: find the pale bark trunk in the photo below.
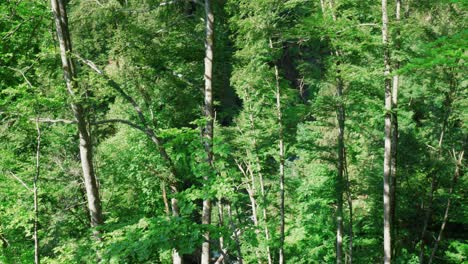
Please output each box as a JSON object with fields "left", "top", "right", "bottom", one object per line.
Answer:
{"left": 428, "top": 151, "right": 464, "bottom": 264}
{"left": 390, "top": 1, "right": 401, "bottom": 256}
{"left": 382, "top": 0, "right": 392, "bottom": 262}
{"left": 202, "top": 0, "right": 214, "bottom": 263}
{"left": 217, "top": 202, "right": 227, "bottom": 264}
{"left": 270, "top": 38, "right": 285, "bottom": 264}
{"left": 34, "top": 119, "right": 40, "bottom": 264}
{"left": 50, "top": 0, "right": 103, "bottom": 235}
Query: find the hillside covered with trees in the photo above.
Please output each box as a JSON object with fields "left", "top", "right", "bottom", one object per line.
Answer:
{"left": 0, "top": 0, "right": 466, "bottom": 263}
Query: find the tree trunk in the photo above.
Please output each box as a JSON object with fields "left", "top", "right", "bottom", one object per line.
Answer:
{"left": 336, "top": 77, "right": 345, "bottom": 264}
{"left": 202, "top": 0, "right": 214, "bottom": 263}
{"left": 217, "top": 202, "right": 227, "bottom": 264}
{"left": 50, "top": 0, "right": 103, "bottom": 235}
{"left": 390, "top": 0, "right": 401, "bottom": 256}
{"left": 382, "top": 0, "right": 392, "bottom": 262}
{"left": 419, "top": 175, "right": 436, "bottom": 264}
{"left": 428, "top": 151, "right": 464, "bottom": 264}
{"left": 344, "top": 148, "right": 353, "bottom": 264}
{"left": 34, "top": 119, "right": 40, "bottom": 264}
{"left": 270, "top": 38, "right": 285, "bottom": 264}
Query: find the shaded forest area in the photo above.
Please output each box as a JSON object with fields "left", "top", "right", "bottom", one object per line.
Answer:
{"left": 0, "top": 0, "right": 466, "bottom": 263}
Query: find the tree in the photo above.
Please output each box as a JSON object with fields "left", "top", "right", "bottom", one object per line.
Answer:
{"left": 201, "top": 0, "right": 215, "bottom": 263}
{"left": 50, "top": 0, "right": 103, "bottom": 235}
{"left": 381, "top": 0, "right": 392, "bottom": 262}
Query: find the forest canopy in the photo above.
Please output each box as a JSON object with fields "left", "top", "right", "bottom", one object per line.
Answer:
{"left": 0, "top": 0, "right": 466, "bottom": 263}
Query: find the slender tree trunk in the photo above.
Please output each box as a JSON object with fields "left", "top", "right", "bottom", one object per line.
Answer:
{"left": 321, "top": 1, "right": 351, "bottom": 262}
{"left": 202, "top": 0, "right": 214, "bottom": 263}
{"left": 336, "top": 77, "right": 345, "bottom": 264}
{"left": 34, "top": 119, "right": 40, "bottom": 264}
{"left": 50, "top": 0, "right": 103, "bottom": 236}
{"left": 390, "top": 0, "right": 401, "bottom": 256}
{"left": 428, "top": 151, "right": 464, "bottom": 264}
{"left": 382, "top": 0, "right": 392, "bottom": 262}
{"left": 270, "top": 38, "right": 285, "bottom": 264}
{"left": 344, "top": 148, "right": 353, "bottom": 264}
{"left": 419, "top": 175, "right": 436, "bottom": 264}
{"left": 170, "top": 184, "right": 182, "bottom": 264}
{"left": 217, "top": 202, "right": 227, "bottom": 264}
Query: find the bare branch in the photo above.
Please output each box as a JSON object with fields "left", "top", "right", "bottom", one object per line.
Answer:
{"left": 8, "top": 172, "right": 32, "bottom": 192}
{"left": 93, "top": 119, "right": 145, "bottom": 133}
{"left": 34, "top": 118, "right": 76, "bottom": 124}
{"left": 5, "top": 66, "right": 33, "bottom": 88}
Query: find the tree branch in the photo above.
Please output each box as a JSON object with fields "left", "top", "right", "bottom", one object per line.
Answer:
{"left": 35, "top": 118, "right": 76, "bottom": 124}
{"left": 8, "top": 172, "right": 32, "bottom": 192}
{"left": 93, "top": 119, "right": 145, "bottom": 133}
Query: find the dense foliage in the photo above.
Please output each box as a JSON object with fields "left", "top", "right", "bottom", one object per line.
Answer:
{"left": 0, "top": 0, "right": 466, "bottom": 263}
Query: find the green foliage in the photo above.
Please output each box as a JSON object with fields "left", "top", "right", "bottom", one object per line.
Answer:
{"left": 1, "top": 0, "right": 466, "bottom": 263}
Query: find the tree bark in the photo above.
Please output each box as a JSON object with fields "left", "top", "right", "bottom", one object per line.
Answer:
{"left": 428, "top": 151, "right": 464, "bottom": 264}
{"left": 381, "top": 0, "right": 392, "bottom": 262}
{"left": 50, "top": 0, "right": 103, "bottom": 236}
{"left": 202, "top": 0, "right": 214, "bottom": 263}
{"left": 34, "top": 119, "right": 40, "bottom": 264}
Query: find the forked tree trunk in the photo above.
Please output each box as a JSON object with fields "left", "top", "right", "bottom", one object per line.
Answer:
{"left": 382, "top": 0, "right": 392, "bottom": 262}
{"left": 50, "top": 0, "right": 103, "bottom": 236}
{"left": 202, "top": 0, "right": 214, "bottom": 263}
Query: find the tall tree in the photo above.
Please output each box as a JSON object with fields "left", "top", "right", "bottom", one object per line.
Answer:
{"left": 50, "top": 0, "right": 103, "bottom": 235}
{"left": 202, "top": 0, "right": 214, "bottom": 263}
{"left": 381, "top": 0, "right": 392, "bottom": 262}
